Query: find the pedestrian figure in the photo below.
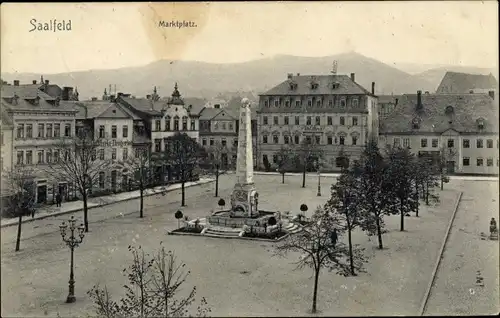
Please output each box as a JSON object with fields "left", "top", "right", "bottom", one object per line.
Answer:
{"left": 56, "top": 193, "right": 62, "bottom": 207}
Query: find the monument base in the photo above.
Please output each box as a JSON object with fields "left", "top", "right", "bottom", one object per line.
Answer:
{"left": 230, "top": 183, "right": 259, "bottom": 218}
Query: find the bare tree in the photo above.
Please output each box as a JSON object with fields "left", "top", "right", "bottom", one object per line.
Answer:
{"left": 159, "top": 133, "right": 206, "bottom": 207}
{"left": 123, "top": 147, "right": 154, "bottom": 218}
{"left": 275, "top": 206, "right": 366, "bottom": 313}
{"left": 3, "top": 165, "right": 37, "bottom": 251}
{"left": 45, "top": 128, "right": 111, "bottom": 232}
{"left": 87, "top": 244, "right": 211, "bottom": 318}
{"left": 274, "top": 146, "right": 294, "bottom": 184}
{"left": 297, "top": 138, "right": 323, "bottom": 188}
{"left": 205, "top": 141, "right": 226, "bottom": 197}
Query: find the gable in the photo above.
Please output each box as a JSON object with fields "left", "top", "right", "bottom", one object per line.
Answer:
{"left": 212, "top": 110, "right": 236, "bottom": 121}
{"left": 441, "top": 128, "right": 460, "bottom": 136}
{"left": 98, "top": 104, "right": 133, "bottom": 119}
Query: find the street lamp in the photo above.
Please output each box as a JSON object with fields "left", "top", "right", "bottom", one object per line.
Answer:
{"left": 59, "top": 216, "right": 86, "bottom": 303}
{"left": 316, "top": 160, "right": 321, "bottom": 197}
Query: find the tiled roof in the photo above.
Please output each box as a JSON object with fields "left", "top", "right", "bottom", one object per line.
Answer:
{"left": 184, "top": 97, "right": 207, "bottom": 116}
{"left": 436, "top": 72, "right": 498, "bottom": 93}
{"left": 1, "top": 84, "right": 54, "bottom": 100}
{"left": 378, "top": 95, "right": 403, "bottom": 104}
{"left": 119, "top": 97, "right": 163, "bottom": 117}
{"left": 261, "top": 74, "right": 373, "bottom": 96}
{"left": 199, "top": 108, "right": 222, "bottom": 120}
{"left": 1, "top": 106, "right": 13, "bottom": 127}
{"left": 379, "top": 93, "right": 498, "bottom": 134}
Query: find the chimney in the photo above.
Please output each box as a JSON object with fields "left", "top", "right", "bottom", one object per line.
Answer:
{"left": 32, "top": 80, "right": 37, "bottom": 84}
{"left": 296, "top": 73, "right": 300, "bottom": 76}
{"left": 91, "top": 97, "right": 98, "bottom": 101}
{"left": 45, "top": 80, "right": 49, "bottom": 85}
{"left": 469, "top": 90, "right": 474, "bottom": 94}
{"left": 117, "top": 92, "right": 123, "bottom": 97}
{"left": 287, "top": 73, "right": 293, "bottom": 80}
{"left": 395, "top": 98, "right": 399, "bottom": 106}
{"left": 214, "top": 104, "right": 220, "bottom": 109}
{"left": 62, "top": 87, "right": 71, "bottom": 101}
{"left": 110, "top": 94, "right": 116, "bottom": 102}
{"left": 425, "top": 91, "right": 429, "bottom": 95}
{"left": 13, "top": 80, "right": 19, "bottom": 86}
{"left": 488, "top": 90, "right": 495, "bottom": 100}
{"left": 417, "top": 90, "right": 422, "bottom": 109}
{"left": 350, "top": 73, "right": 355, "bottom": 82}
{"left": 371, "top": 82, "right": 375, "bottom": 95}
{"left": 146, "top": 94, "right": 152, "bottom": 100}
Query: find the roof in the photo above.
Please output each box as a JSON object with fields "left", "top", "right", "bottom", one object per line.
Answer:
{"left": 379, "top": 93, "right": 498, "bottom": 134}
{"left": 1, "top": 107, "right": 13, "bottom": 127}
{"left": 1, "top": 84, "right": 54, "bottom": 100}
{"left": 183, "top": 97, "right": 207, "bottom": 116}
{"left": 436, "top": 72, "right": 498, "bottom": 93}
{"left": 119, "top": 97, "right": 163, "bottom": 117}
{"left": 199, "top": 108, "right": 223, "bottom": 120}
{"left": 261, "top": 74, "right": 373, "bottom": 96}
{"left": 378, "top": 95, "right": 403, "bottom": 104}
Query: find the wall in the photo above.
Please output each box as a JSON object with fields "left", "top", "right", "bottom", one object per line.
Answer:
{"left": 1, "top": 126, "right": 13, "bottom": 174}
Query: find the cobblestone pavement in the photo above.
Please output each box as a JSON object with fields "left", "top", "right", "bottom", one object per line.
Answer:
{"left": 424, "top": 179, "right": 500, "bottom": 316}
{"left": 1, "top": 174, "right": 464, "bottom": 317}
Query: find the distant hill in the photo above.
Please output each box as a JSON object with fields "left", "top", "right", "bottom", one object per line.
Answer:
{"left": 1, "top": 52, "right": 493, "bottom": 100}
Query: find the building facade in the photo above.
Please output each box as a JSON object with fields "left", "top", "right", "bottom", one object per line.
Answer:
{"left": 379, "top": 91, "right": 499, "bottom": 175}
{"left": 257, "top": 73, "right": 378, "bottom": 171}
{"left": 1, "top": 108, "right": 14, "bottom": 177}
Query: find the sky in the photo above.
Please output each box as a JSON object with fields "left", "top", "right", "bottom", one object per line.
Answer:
{"left": 1, "top": 1, "right": 498, "bottom": 74}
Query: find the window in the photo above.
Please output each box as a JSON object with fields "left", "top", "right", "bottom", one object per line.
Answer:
{"left": 352, "top": 99, "right": 359, "bottom": 107}
{"left": 328, "top": 100, "right": 333, "bottom": 107}
{"left": 403, "top": 138, "right": 410, "bottom": 148}
{"left": 463, "top": 157, "right": 470, "bottom": 166}
{"left": 98, "top": 125, "right": 105, "bottom": 138}
{"left": 394, "top": 138, "right": 401, "bottom": 147}
{"left": 316, "top": 100, "right": 321, "bottom": 107}
{"left": 210, "top": 138, "right": 214, "bottom": 146}
{"left": 222, "top": 138, "right": 227, "bottom": 147}
{"left": 263, "top": 135, "right": 268, "bottom": 144}
{"left": 233, "top": 139, "right": 238, "bottom": 147}
{"left": 432, "top": 139, "right": 438, "bottom": 148}
{"left": 327, "top": 116, "right": 333, "bottom": 125}
{"left": 294, "top": 135, "right": 300, "bottom": 144}
{"left": 270, "top": 116, "right": 277, "bottom": 125}
{"left": 202, "top": 138, "right": 207, "bottom": 146}
{"left": 26, "top": 150, "right": 33, "bottom": 164}
{"left": 263, "top": 116, "right": 268, "bottom": 125}
{"left": 122, "top": 126, "right": 128, "bottom": 138}
{"left": 274, "top": 100, "right": 279, "bottom": 107}
{"left": 26, "top": 124, "right": 33, "bottom": 138}
{"left": 477, "top": 158, "right": 483, "bottom": 166}
{"left": 315, "top": 116, "right": 320, "bottom": 125}
{"left": 191, "top": 120, "right": 196, "bottom": 131}
{"left": 447, "top": 139, "right": 454, "bottom": 148}
{"left": 487, "top": 139, "right": 493, "bottom": 148}
{"left": 463, "top": 139, "right": 470, "bottom": 148}
{"left": 340, "top": 136, "right": 345, "bottom": 145}
{"left": 295, "top": 100, "right": 301, "bottom": 107}
{"left": 154, "top": 139, "right": 161, "bottom": 152}
{"left": 421, "top": 138, "right": 428, "bottom": 148}
{"left": 174, "top": 117, "right": 179, "bottom": 130}
{"left": 340, "top": 117, "right": 345, "bottom": 125}
{"left": 340, "top": 99, "right": 346, "bottom": 108}
{"left": 17, "top": 124, "right": 25, "bottom": 138}
{"left": 53, "top": 150, "right": 59, "bottom": 163}
{"left": 46, "top": 151, "right": 52, "bottom": 163}
{"left": 477, "top": 119, "right": 485, "bottom": 130}
{"left": 306, "top": 136, "right": 312, "bottom": 144}
{"left": 273, "top": 135, "right": 279, "bottom": 144}
{"left": 54, "top": 124, "right": 60, "bottom": 137}
{"left": 111, "top": 148, "right": 117, "bottom": 160}
{"left": 155, "top": 120, "right": 161, "bottom": 131}
{"left": 99, "top": 149, "right": 105, "bottom": 160}
{"left": 306, "top": 116, "right": 312, "bottom": 125}
{"left": 99, "top": 172, "right": 105, "bottom": 188}
{"left": 315, "top": 136, "right": 320, "bottom": 144}
{"left": 17, "top": 151, "right": 24, "bottom": 164}
{"left": 182, "top": 117, "right": 188, "bottom": 130}
{"left": 111, "top": 125, "right": 117, "bottom": 138}
{"left": 46, "top": 124, "right": 52, "bottom": 138}
{"left": 164, "top": 116, "right": 171, "bottom": 131}
{"left": 221, "top": 122, "right": 226, "bottom": 130}
{"left": 476, "top": 139, "right": 483, "bottom": 148}
{"left": 327, "top": 137, "right": 333, "bottom": 144}
{"left": 273, "top": 155, "right": 278, "bottom": 164}
{"left": 352, "top": 117, "right": 358, "bottom": 126}
{"left": 228, "top": 122, "right": 233, "bottom": 130}
{"left": 285, "top": 100, "right": 290, "bottom": 107}
{"left": 64, "top": 124, "right": 71, "bottom": 137}
{"left": 308, "top": 100, "right": 312, "bottom": 107}
{"left": 284, "top": 136, "right": 290, "bottom": 144}
{"left": 37, "top": 150, "right": 44, "bottom": 164}
{"left": 295, "top": 116, "right": 300, "bottom": 125}
{"left": 264, "top": 101, "right": 268, "bottom": 107}
{"left": 263, "top": 154, "right": 268, "bottom": 164}
{"left": 123, "top": 148, "right": 128, "bottom": 160}
{"left": 91, "top": 149, "right": 96, "bottom": 161}
{"left": 284, "top": 116, "right": 289, "bottom": 125}
{"left": 487, "top": 158, "right": 493, "bottom": 166}
{"left": 38, "top": 124, "right": 45, "bottom": 138}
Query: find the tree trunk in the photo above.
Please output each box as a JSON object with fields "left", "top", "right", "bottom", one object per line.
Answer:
{"left": 425, "top": 182, "right": 429, "bottom": 205}
{"left": 400, "top": 199, "right": 405, "bottom": 231}
{"left": 347, "top": 226, "right": 355, "bottom": 276}
{"left": 302, "top": 166, "right": 306, "bottom": 188}
{"left": 415, "top": 183, "right": 419, "bottom": 217}
{"left": 181, "top": 181, "right": 186, "bottom": 206}
{"left": 139, "top": 187, "right": 144, "bottom": 218}
{"left": 375, "top": 215, "right": 383, "bottom": 249}
{"left": 215, "top": 166, "right": 219, "bottom": 197}
{"left": 282, "top": 173, "right": 285, "bottom": 184}
{"left": 15, "top": 213, "right": 22, "bottom": 251}
{"left": 83, "top": 191, "right": 89, "bottom": 232}
{"left": 311, "top": 267, "right": 320, "bottom": 313}
{"left": 440, "top": 175, "right": 444, "bottom": 190}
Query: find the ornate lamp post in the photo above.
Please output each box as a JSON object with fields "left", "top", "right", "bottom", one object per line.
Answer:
{"left": 316, "top": 160, "right": 321, "bottom": 197}
{"left": 59, "top": 216, "right": 86, "bottom": 303}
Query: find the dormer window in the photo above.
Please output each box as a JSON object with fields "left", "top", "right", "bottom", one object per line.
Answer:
{"left": 445, "top": 106, "right": 454, "bottom": 115}
{"left": 412, "top": 118, "right": 420, "bottom": 129}
{"left": 264, "top": 100, "right": 268, "bottom": 107}
{"left": 289, "top": 82, "right": 297, "bottom": 90}
{"left": 477, "top": 118, "right": 485, "bottom": 130}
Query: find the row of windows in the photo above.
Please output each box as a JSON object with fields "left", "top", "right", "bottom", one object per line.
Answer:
{"left": 16, "top": 123, "right": 72, "bottom": 139}
{"left": 154, "top": 117, "right": 196, "bottom": 132}
{"left": 263, "top": 97, "right": 358, "bottom": 109}
{"left": 462, "top": 138, "right": 498, "bottom": 149}
{"left": 262, "top": 134, "right": 358, "bottom": 146}
{"left": 201, "top": 138, "right": 238, "bottom": 147}
{"left": 262, "top": 115, "right": 359, "bottom": 126}
{"left": 462, "top": 157, "right": 499, "bottom": 167}
{"left": 213, "top": 121, "right": 234, "bottom": 131}
{"left": 98, "top": 125, "right": 129, "bottom": 139}
{"left": 393, "top": 137, "right": 499, "bottom": 149}
{"left": 15, "top": 147, "right": 131, "bottom": 165}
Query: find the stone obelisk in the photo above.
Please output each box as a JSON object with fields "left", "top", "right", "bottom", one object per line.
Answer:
{"left": 230, "top": 98, "right": 258, "bottom": 218}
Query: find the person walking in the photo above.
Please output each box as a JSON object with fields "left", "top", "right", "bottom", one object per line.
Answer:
{"left": 56, "top": 193, "right": 62, "bottom": 207}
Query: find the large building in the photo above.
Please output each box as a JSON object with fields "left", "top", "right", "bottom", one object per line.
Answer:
{"left": 436, "top": 71, "right": 498, "bottom": 94}
{"left": 256, "top": 72, "right": 379, "bottom": 171}
{"left": 1, "top": 79, "right": 79, "bottom": 203}
{"left": 379, "top": 90, "right": 499, "bottom": 175}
